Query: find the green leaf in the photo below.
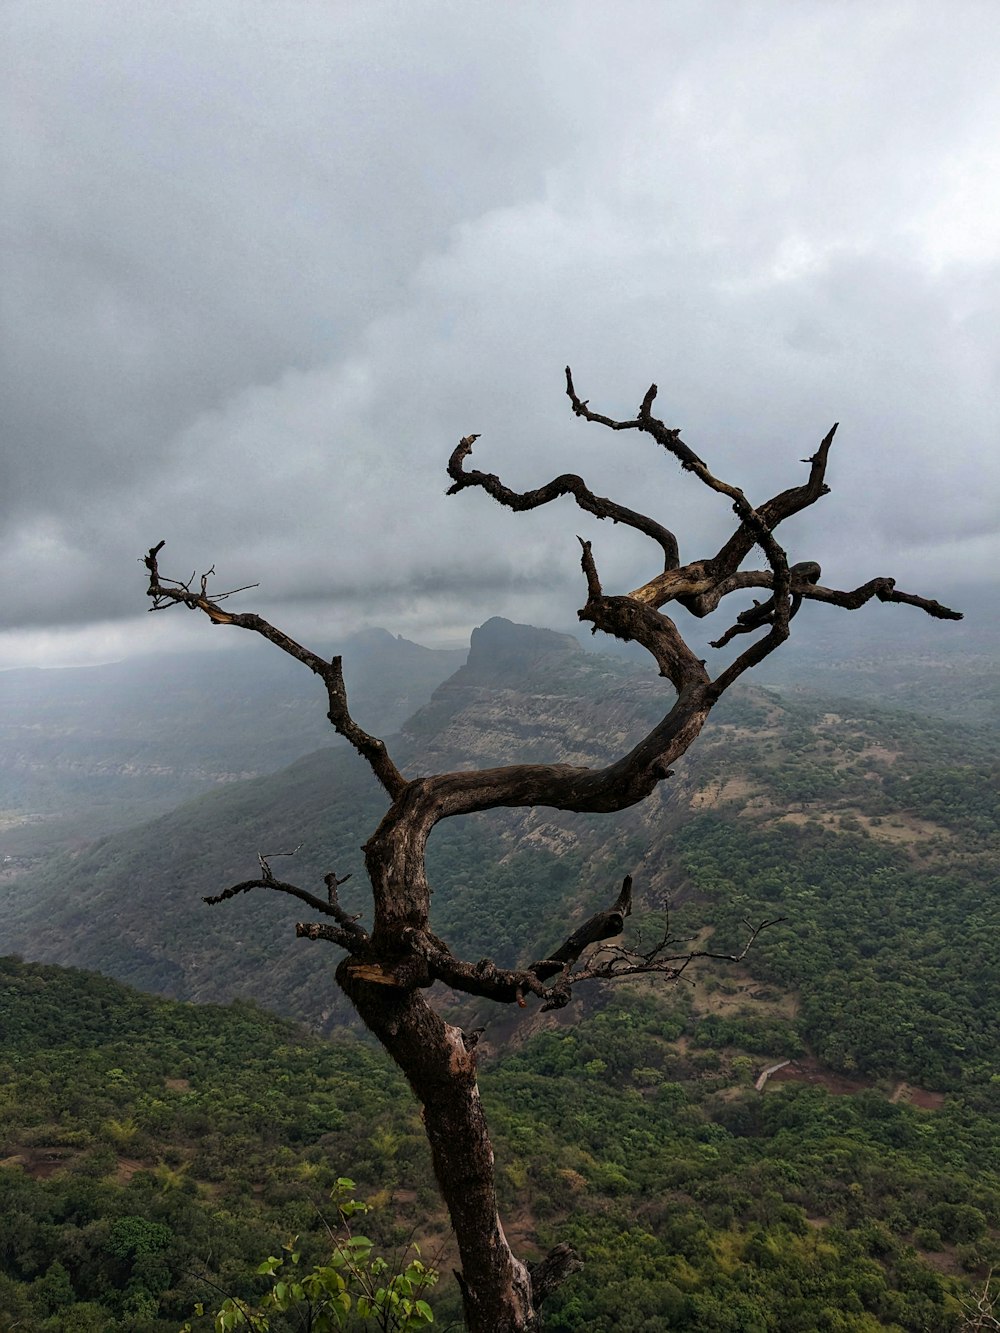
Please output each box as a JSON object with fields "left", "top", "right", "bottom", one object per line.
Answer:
{"left": 415, "top": 1299, "right": 434, "bottom": 1322}
{"left": 315, "top": 1267, "right": 346, "bottom": 1294}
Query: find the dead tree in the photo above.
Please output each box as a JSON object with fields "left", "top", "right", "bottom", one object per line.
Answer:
{"left": 143, "top": 369, "right": 960, "bottom": 1332}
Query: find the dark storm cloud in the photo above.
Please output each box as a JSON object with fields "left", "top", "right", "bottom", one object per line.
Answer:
{"left": 2, "top": 0, "right": 998, "bottom": 665}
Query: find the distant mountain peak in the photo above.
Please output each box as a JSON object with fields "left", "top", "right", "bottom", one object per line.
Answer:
{"left": 466, "top": 618, "right": 581, "bottom": 676}
{"left": 346, "top": 627, "right": 399, "bottom": 647}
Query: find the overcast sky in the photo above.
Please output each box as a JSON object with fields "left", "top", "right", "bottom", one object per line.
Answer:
{"left": 2, "top": 1, "right": 998, "bottom": 668}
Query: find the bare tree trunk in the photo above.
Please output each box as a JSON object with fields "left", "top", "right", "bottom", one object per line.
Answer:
{"left": 337, "top": 963, "right": 538, "bottom": 1332}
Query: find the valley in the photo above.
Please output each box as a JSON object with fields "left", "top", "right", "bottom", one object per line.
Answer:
{"left": 0, "top": 615, "right": 997, "bottom": 1330}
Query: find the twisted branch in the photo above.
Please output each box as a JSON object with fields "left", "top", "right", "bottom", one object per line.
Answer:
{"left": 447, "top": 434, "right": 681, "bottom": 570}
{"left": 454, "top": 371, "right": 960, "bottom": 697}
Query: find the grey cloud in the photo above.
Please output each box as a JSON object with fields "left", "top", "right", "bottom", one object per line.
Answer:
{"left": 2, "top": 1, "right": 999, "bottom": 664}
{"left": 2, "top": 1, "right": 576, "bottom": 516}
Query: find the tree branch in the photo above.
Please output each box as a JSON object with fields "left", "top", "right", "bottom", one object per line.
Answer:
{"left": 377, "top": 890, "right": 782, "bottom": 1018}
{"left": 203, "top": 853, "right": 369, "bottom": 951}
{"left": 565, "top": 913, "right": 786, "bottom": 990}
{"left": 143, "top": 542, "right": 407, "bottom": 798}
{"left": 529, "top": 1244, "right": 584, "bottom": 1308}
{"left": 296, "top": 920, "right": 369, "bottom": 951}
{"left": 529, "top": 874, "right": 633, "bottom": 981}
{"left": 446, "top": 433, "right": 681, "bottom": 570}
{"left": 802, "top": 577, "right": 963, "bottom": 619}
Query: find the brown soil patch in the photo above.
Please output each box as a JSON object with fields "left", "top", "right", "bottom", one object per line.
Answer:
{"left": 775, "top": 809, "right": 948, "bottom": 846}
{"left": 857, "top": 744, "right": 901, "bottom": 766}
{"left": 767, "top": 1058, "right": 870, "bottom": 1097}
{"left": 890, "top": 1082, "right": 946, "bottom": 1110}
{"left": 503, "top": 1206, "right": 540, "bottom": 1258}
{"left": 918, "top": 1246, "right": 966, "bottom": 1276}
{"left": 778, "top": 812, "right": 825, "bottom": 828}
{"left": 165, "top": 1077, "right": 191, "bottom": 1091}
{"left": 690, "top": 777, "right": 757, "bottom": 809}
{"left": 764, "top": 1062, "right": 941, "bottom": 1111}
{"left": 691, "top": 978, "right": 799, "bottom": 1021}
{"left": 708, "top": 723, "right": 783, "bottom": 744}
{"left": 805, "top": 1215, "right": 830, "bottom": 1229}
{"left": 115, "top": 1156, "right": 146, "bottom": 1183}
{"left": 857, "top": 813, "right": 949, "bottom": 845}
{"left": 1, "top": 1146, "right": 76, "bottom": 1179}
{"left": 738, "top": 795, "right": 779, "bottom": 816}
{"left": 687, "top": 947, "right": 799, "bottom": 1022}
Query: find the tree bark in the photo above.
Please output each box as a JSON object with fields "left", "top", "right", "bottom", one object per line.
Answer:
{"left": 336, "top": 962, "right": 539, "bottom": 1333}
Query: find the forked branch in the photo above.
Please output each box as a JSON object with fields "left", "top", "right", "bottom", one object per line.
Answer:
{"left": 565, "top": 911, "right": 786, "bottom": 990}
{"left": 454, "top": 371, "right": 960, "bottom": 693}
{"left": 203, "top": 852, "right": 369, "bottom": 952}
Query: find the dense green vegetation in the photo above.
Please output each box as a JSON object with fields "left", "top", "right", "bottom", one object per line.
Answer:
{"left": 0, "top": 957, "right": 440, "bottom": 1332}
{"left": 493, "top": 1003, "right": 1000, "bottom": 1332}
{"left": 2, "top": 627, "right": 998, "bottom": 1329}
{"left": 677, "top": 815, "right": 999, "bottom": 1104}
{"left": 2, "top": 957, "right": 997, "bottom": 1331}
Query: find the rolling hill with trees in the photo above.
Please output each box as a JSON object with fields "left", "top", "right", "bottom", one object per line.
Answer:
{"left": 2, "top": 617, "right": 996, "bottom": 1099}
{"left": 2, "top": 619, "right": 997, "bottom": 1329}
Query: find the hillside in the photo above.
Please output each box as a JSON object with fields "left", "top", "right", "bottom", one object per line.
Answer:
{"left": 2, "top": 617, "right": 998, "bottom": 1329}
{"left": 1, "top": 618, "right": 997, "bottom": 1104}
{"left": 0, "top": 619, "right": 655, "bottom": 1016}
{"left": 2, "top": 956, "right": 997, "bottom": 1332}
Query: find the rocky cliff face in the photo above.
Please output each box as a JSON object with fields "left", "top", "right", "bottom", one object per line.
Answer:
{"left": 404, "top": 616, "right": 669, "bottom": 771}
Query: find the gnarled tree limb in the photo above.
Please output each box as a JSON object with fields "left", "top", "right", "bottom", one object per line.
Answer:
{"left": 447, "top": 433, "right": 681, "bottom": 570}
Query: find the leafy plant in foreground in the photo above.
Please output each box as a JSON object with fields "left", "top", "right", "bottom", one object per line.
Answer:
{"left": 182, "top": 1180, "right": 438, "bottom": 1333}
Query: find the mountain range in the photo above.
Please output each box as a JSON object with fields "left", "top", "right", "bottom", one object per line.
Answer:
{"left": 1, "top": 612, "right": 998, "bottom": 1330}
{"left": 2, "top": 615, "right": 996, "bottom": 1101}
{"left": 0, "top": 627, "right": 465, "bottom": 858}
